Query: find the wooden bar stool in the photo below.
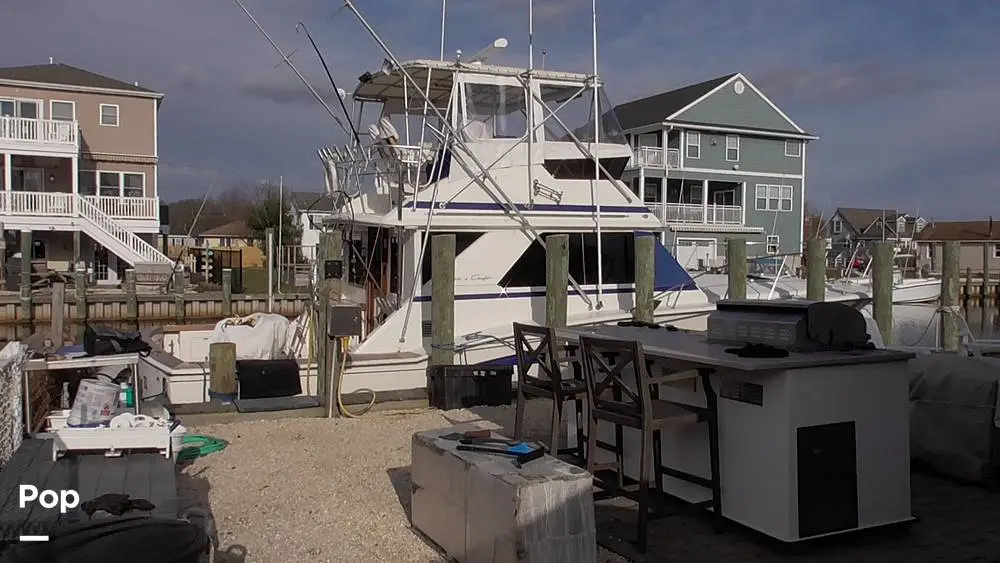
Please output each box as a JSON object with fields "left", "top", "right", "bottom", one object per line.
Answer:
{"left": 578, "top": 334, "right": 722, "bottom": 553}
{"left": 512, "top": 322, "right": 588, "bottom": 463}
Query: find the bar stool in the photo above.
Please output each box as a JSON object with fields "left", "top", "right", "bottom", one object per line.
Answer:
{"left": 578, "top": 334, "right": 722, "bottom": 553}
{"left": 512, "top": 322, "right": 588, "bottom": 463}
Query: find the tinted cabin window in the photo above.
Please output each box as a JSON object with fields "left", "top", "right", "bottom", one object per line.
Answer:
{"left": 421, "top": 232, "right": 484, "bottom": 285}
{"left": 499, "top": 233, "right": 635, "bottom": 288}
{"left": 542, "top": 157, "right": 629, "bottom": 181}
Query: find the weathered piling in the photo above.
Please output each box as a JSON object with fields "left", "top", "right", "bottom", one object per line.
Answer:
{"left": 806, "top": 237, "right": 826, "bottom": 301}
{"left": 964, "top": 267, "right": 973, "bottom": 307}
{"left": 51, "top": 281, "right": 65, "bottom": 345}
{"left": 209, "top": 341, "right": 237, "bottom": 397}
{"left": 634, "top": 233, "right": 656, "bottom": 323}
{"left": 19, "top": 230, "right": 31, "bottom": 332}
{"left": 74, "top": 269, "right": 87, "bottom": 342}
{"left": 316, "top": 231, "right": 343, "bottom": 402}
{"left": 173, "top": 268, "right": 186, "bottom": 323}
{"left": 871, "top": 241, "right": 894, "bottom": 345}
{"left": 545, "top": 234, "right": 569, "bottom": 328}
{"left": 222, "top": 268, "right": 233, "bottom": 317}
{"left": 941, "top": 241, "right": 960, "bottom": 352}
{"left": 125, "top": 269, "right": 137, "bottom": 325}
{"left": 725, "top": 238, "right": 747, "bottom": 300}
{"left": 266, "top": 227, "right": 275, "bottom": 313}
{"left": 430, "top": 234, "right": 456, "bottom": 367}
{"left": 984, "top": 242, "right": 992, "bottom": 307}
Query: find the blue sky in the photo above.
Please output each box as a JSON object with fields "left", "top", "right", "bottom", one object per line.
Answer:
{"left": 3, "top": 0, "right": 998, "bottom": 219}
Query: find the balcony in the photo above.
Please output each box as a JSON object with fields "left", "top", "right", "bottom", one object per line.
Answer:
{"left": 631, "top": 147, "right": 680, "bottom": 169}
{"left": 645, "top": 202, "right": 742, "bottom": 225}
{"left": 0, "top": 117, "right": 79, "bottom": 155}
{"left": 0, "top": 192, "right": 158, "bottom": 220}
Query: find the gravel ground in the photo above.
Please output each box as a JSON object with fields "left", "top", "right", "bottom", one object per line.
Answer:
{"left": 179, "top": 401, "right": 630, "bottom": 563}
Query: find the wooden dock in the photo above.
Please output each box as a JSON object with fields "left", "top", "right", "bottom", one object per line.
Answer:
{"left": 0, "top": 439, "right": 177, "bottom": 539}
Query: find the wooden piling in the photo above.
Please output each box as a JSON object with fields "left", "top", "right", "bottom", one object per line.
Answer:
{"left": 316, "top": 231, "right": 342, "bottom": 405}
{"left": 725, "top": 238, "right": 747, "bottom": 300}
{"left": 19, "top": 230, "right": 31, "bottom": 333}
{"left": 51, "top": 281, "right": 65, "bottom": 346}
{"left": 545, "top": 234, "right": 569, "bottom": 328}
{"left": 208, "top": 341, "right": 238, "bottom": 397}
{"left": 984, "top": 242, "right": 992, "bottom": 306}
{"left": 173, "top": 268, "right": 186, "bottom": 323}
{"left": 74, "top": 270, "right": 87, "bottom": 342}
{"left": 940, "top": 241, "right": 960, "bottom": 352}
{"left": 221, "top": 268, "right": 233, "bottom": 317}
{"left": 125, "top": 269, "right": 138, "bottom": 324}
{"left": 806, "top": 237, "right": 826, "bottom": 301}
{"left": 964, "top": 267, "right": 973, "bottom": 306}
{"left": 430, "top": 234, "right": 456, "bottom": 367}
{"left": 633, "top": 233, "right": 655, "bottom": 323}
{"left": 72, "top": 231, "right": 81, "bottom": 271}
{"left": 0, "top": 222, "right": 6, "bottom": 286}
{"left": 872, "top": 241, "right": 894, "bottom": 346}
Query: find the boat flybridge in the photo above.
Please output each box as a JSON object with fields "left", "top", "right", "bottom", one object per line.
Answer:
{"left": 317, "top": 52, "right": 714, "bottom": 395}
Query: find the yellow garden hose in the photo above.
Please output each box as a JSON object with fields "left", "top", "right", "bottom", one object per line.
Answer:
{"left": 336, "top": 336, "right": 376, "bottom": 417}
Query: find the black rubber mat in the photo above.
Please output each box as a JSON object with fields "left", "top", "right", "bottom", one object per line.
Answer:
{"left": 233, "top": 395, "right": 320, "bottom": 413}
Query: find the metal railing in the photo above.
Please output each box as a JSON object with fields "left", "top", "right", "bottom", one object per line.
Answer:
{"left": 0, "top": 192, "right": 158, "bottom": 220}
{"left": 0, "top": 116, "right": 78, "bottom": 147}
{"left": 644, "top": 202, "right": 742, "bottom": 225}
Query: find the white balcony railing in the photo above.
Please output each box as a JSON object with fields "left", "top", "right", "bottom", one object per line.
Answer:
{"left": 631, "top": 147, "right": 680, "bottom": 169}
{"left": 0, "top": 191, "right": 158, "bottom": 220}
{"left": 0, "top": 116, "right": 78, "bottom": 148}
{"left": 644, "top": 202, "right": 743, "bottom": 225}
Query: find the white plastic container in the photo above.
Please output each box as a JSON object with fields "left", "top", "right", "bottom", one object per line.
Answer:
{"left": 46, "top": 409, "right": 71, "bottom": 430}
{"left": 171, "top": 423, "right": 188, "bottom": 460}
{"left": 67, "top": 377, "right": 121, "bottom": 426}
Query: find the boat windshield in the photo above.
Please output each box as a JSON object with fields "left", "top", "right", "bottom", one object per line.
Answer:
{"left": 539, "top": 83, "right": 625, "bottom": 144}
{"left": 461, "top": 82, "right": 528, "bottom": 141}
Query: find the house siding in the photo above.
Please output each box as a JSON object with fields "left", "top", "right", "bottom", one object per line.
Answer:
{"left": 673, "top": 80, "right": 800, "bottom": 133}
{"left": 917, "top": 241, "right": 1000, "bottom": 273}
{"left": 0, "top": 83, "right": 156, "bottom": 157}
{"left": 683, "top": 132, "right": 801, "bottom": 176}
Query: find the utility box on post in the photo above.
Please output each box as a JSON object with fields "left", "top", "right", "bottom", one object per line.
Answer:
{"left": 328, "top": 301, "right": 363, "bottom": 337}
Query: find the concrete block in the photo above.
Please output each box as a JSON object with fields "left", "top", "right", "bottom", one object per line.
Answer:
{"left": 411, "top": 425, "right": 597, "bottom": 563}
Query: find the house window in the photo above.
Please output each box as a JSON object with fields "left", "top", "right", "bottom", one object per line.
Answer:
{"left": 123, "top": 173, "right": 144, "bottom": 197}
{"left": 99, "top": 104, "right": 119, "bottom": 127}
{"left": 832, "top": 219, "right": 842, "bottom": 234}
{"left": 785, "top": 140, "right": 801, "bottom": 157}
{"left": 766, "top": 235, "right": 780, "bottom": 254}
{"left": 725, "top": 135, "right": 740, "bottom": 162}
{"left": 685, "top": 131, "right": 700, "bottom": 159}
{"left": 994, "top": 244, "right": 1000, "bottom": 259}
{"left": 754, "top": 184, "right": 794, "bottom": 212}
{"left": 78, "top": 170, "right": 97, "bottom": 196}
{"left": 50, "top": 101, "right": 75, "bottom": 121}
{"left": 99, "top": 172, "right": 121, "bottom": 196}
{"left": 0, "top": 99, "right": 39, "bottom": 119}
{"left": 924, "top": 244, "right": 932, "bottom": 260}
{"left": 220, "top": 237, "right": 232, "bottom": 247}
{"left": 32, "top": 240, "right": 46, "bottom": 260}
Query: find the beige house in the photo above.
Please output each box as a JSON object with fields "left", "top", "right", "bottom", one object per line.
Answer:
{"left": 0, "top": 61, "right": 171, "bottom": 283}
{"left": 914, "top": 220, "right": 1000, "bottom": 274}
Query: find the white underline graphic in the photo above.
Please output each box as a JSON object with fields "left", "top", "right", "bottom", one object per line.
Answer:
{"left": 18, "top": 535, "right": 50, "bottom": 542}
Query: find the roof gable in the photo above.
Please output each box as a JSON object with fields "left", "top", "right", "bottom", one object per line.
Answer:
{"left": 613, "top": 74, "right": 736, "bottom": 131}
{"left": 0, "top": 63, "right": 159, "bottom": 95}
{"left": 670, "top": 74, "right": 805, "bottom": 134}
{"left": 835, "top": 208, "right": 904, "bottom": 233}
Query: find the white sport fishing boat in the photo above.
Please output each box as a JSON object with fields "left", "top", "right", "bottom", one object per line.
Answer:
{"left": 319, "top": 42, "right": 715, "bottom": 396}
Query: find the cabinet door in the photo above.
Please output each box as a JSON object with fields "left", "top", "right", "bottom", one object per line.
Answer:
{"left": 796, "top": 421, "right": 859, "bottom": 538}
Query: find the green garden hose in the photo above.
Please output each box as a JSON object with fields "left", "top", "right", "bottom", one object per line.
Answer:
{"left": 177, "top": 434, "right": 228, "bottom": 462}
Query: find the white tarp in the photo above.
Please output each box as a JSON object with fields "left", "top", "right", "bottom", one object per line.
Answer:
{"left": 207, "top": 313, "right": 292, "bottom": 360}
{"left": 908, "top": 354, "right": 1000, "bottom": 484}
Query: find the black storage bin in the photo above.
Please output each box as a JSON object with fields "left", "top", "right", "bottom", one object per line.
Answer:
{"left": 427, "top": 364, "right": 514, "bottom": 410}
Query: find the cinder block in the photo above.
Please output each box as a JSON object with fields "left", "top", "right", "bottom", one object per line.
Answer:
{"left": 410, "top": 425, "right": 597, "bottom": 563}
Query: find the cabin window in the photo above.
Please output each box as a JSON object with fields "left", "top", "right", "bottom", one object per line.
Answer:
{"left": 499, "top": 233, "right": 635, "bottom": 288}
{"left": 462, "top": 83, "right": 527, "bottom": 141}
{"left": 421, "top": 232, "right": 485, "bottom": 285}
{"left": 542, "top": 157, "right": 628, "bottom": 180}
{"left": 538, "top": 84, "right": 625, "bottom": 144}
